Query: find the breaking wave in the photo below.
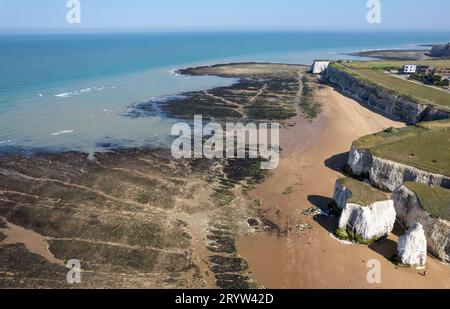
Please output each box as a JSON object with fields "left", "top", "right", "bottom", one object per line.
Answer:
{"left": 0, "top": 139, "right": 12, "bottom": 145}
{"left": 54, "top": 86, "right": 116, "bottom": 98}
{"left": 51, "top": 130, "right": 74, "bottom": 136}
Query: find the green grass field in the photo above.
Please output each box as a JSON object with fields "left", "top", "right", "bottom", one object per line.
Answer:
{"left": 348, "top": 60, "right": 450, "bottom": 70}
{"left": 337, "top": 177, "right": 388, "bottom": 206}
{"left": 354, "top": 120, "right": 450, "bottom": 176}
{"left": 405, "top": 182, "right": 450, "bottom": 221}
{"left": 331, "top": 60, "right": 450, "bottom": 111}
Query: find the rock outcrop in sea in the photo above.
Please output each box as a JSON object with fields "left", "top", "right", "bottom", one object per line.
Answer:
{"left": 398, "top": 223, "right": 427, "bottom": 268}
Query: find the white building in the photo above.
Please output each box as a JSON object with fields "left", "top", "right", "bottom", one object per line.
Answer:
{"left": 310, "top": 61, "right": 330, "bottom": 74}
{"left": 401, "top": 65, "right": 417, "bottom": 74}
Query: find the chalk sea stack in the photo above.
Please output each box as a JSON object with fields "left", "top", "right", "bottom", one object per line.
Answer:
{"left": 398, "top": 223, "right": 427, "bottom": 268}
{"left": 338, "top": 201, "right": 396, "bottom": 243}
{"left": 333, "top": 178, "right": 395, "bottom": 244}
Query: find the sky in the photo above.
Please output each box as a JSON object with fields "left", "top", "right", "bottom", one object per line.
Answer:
{"left": 1, "top": 0, "right": 450, "bottom": 33}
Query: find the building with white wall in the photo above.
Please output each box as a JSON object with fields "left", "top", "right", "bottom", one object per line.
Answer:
{"left": 310, "top": 61, "right": 330, "bottom": 74}
{"left": 401, "top": 65, "right": 417, "bottom": 74}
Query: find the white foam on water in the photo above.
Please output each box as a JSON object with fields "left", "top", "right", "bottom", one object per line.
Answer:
{"left": 0, "top": 139, "right": 12, "bottom": 145}
{"left": 54, "top": 92, "right": 73, "bottom": 98}
{"left": 54, "top": 86, "right": 115, "bottom": 98}
{"left": 169, "top": 69, "right": 180, "bottom": 76}
{"left": 51, "top": 130, "right": 74, "bottom": 136}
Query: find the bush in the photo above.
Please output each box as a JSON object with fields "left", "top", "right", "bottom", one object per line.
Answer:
{"left": 439, "top": 79, "right": 450, "bottom": 87}
{"left": 334, "top": 228, "right": 383, "bottom": 245}
{"left": 384, "top": 127, "right": 400, "bottom": 134}
{"left": 432, "top": 75, "right": 442, "bottom": 83}
{"left": 409, "top": 73, "right": 426, "bottom": 82}
{"left": 335, "top": 229, "right": 350, "bottom": 240}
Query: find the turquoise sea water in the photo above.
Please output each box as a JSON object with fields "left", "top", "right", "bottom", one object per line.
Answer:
{"left": 1, "top": 32, "right": 449, "bottom": 154}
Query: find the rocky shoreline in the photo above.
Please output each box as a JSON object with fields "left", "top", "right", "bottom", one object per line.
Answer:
{"left": 0, "top": 147, "right": 280, "bottom": 288}
{"left": 348, "top": 49, "right": 432, "bottom": 61}
{"left": 0, "top": 62, "right": 309, "bottom": 288}
{"left": 130, "top": 62, "right": 307, "bottom": 122}
{"left": 1, "top": 61, "right": 449, "bottom": 288}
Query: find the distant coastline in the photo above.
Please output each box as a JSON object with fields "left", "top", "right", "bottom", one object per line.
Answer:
{"left": 347, "top": 42, "right": 450, "bottom": 60}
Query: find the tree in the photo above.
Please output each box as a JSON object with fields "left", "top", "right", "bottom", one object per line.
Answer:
{"left": 439, "top": 79, "right": 449, "bottom": 87}
{"left": 432, "top": 75, "right": 442, "bottom": 83}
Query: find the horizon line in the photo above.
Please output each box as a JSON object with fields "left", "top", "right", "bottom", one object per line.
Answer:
{"left": 1, "top": 28, "right": 450, "bottom": 35}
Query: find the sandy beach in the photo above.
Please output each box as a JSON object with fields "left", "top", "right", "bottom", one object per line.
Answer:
{"left": 237, "top": 80, "right": 450, "bottom": 289}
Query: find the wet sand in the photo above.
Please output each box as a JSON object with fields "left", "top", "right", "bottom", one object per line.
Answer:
{"left": 0, "top": 219, "right": 63, "bottom": 265}
{"left": 237, "top": 81, "right": 450, "bottom": 288}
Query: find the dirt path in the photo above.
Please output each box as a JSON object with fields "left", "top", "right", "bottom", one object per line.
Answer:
{"left": 237, "top": 82, "right": 450, "bottom": 288}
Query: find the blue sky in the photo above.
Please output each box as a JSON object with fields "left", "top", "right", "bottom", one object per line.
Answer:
{"left": 1, "top": 0, "right": 450, "bottom": 32}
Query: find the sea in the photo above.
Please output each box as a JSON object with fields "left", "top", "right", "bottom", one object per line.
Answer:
{"left": 1, "top": 31, "right": 449, "bottom": 155}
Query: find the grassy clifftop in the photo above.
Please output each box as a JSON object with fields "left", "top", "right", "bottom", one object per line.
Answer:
{"left": 330, "top": 60, "right": 450, "bottom": 112}
{"left": 337, "top": 177, "right": 388, "bottom": 206}
{"left": 405, "top": 182, "right": 450, "bottom": 221}
{"left": 354, "top": 119, "right": 450, "bottom": 176}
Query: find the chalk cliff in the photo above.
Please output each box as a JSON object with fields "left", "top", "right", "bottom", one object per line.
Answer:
{"left": 326, "top": 63, "right": 450, "bottom": 262}
{"left": 392, "top": 186, "right": 450, "bottom": 263}
{"left": 324, "top": 65, "right": 450, "bottom": 124}
{"left": 348, "top": 146, "right": 450, "bottom": 192}
{"left": 333, "top": 181, "right": 353, "bottom": 210}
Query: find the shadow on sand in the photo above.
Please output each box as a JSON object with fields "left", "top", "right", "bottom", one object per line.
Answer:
{"left": 307, "top": 195, "right": 333, "bottom": 209}
{"left": 308, "top": 195, "right": 339, "bottom": 233}
{"left": 368, "top": 222, "right": 406, "bottom": 260}
{"left": 369, "top": 238, "right": 398, "bottom": 260}
{"left": 324, "top": 152, "right": 349, "bottom": 173}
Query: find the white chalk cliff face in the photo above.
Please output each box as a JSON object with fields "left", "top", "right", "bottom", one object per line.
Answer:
{"left": 310, "top": 61, "right": 330, "bottom": 74}
{"left": 325, "top": 65, "right": 450, "bottom": 124}
{"left": 347, "top": 145, "right": 372, "bottom": 176}
{"left": 338, "top": 201, "right": 396, "bottom": 241}
{"left": 370, "top": 157, "right": 450, "bottom": 192}
{"left": 398, "top": 223, "right": 427, "bottom": 268}
{"left": 348, "top": 146, "right": 450, "bottom": 192}
{"left": 392, "top": 186, "right": 450, "bottom": 263}
{"left": 333, "top": 181, "right": 353, "bottom": 210}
